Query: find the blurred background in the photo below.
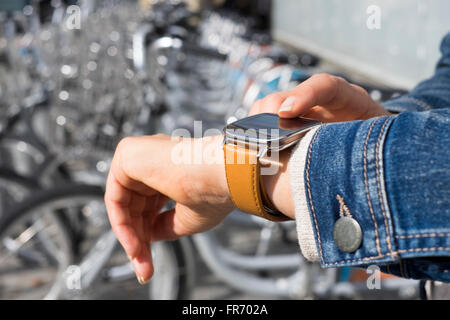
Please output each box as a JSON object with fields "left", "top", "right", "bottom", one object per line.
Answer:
{"left": 0, "top": 0, "right": 448, "bottom": 300}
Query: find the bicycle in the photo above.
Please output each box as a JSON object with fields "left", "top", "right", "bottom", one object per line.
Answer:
{"left": 0, "top": 1, "right": 416, "bottom": 300}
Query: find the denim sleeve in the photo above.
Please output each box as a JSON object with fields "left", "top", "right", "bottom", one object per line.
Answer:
{"left": 383, "top": 32, "right": 450, "bottom": 113}
{"left": 305, "top": 109, "right": 450, "bottom": 282}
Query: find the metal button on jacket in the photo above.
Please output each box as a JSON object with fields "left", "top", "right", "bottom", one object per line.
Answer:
{"left": 333, "top": 216, "right": 362, "bottom": 253}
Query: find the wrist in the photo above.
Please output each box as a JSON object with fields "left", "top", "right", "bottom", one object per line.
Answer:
{"left": 262, "top": 148, "right": 295, "bottom": 219}
{"left": 196, "top": 135, "right": 233, "bottom": 208}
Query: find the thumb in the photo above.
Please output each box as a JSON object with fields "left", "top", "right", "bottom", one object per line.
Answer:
{"left": 150, "top": 204, "right": 199, "bottom": 242}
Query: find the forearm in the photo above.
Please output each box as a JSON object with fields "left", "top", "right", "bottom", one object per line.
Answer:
{"left": 277, "top": 110, "right": 450, "bottom": 282}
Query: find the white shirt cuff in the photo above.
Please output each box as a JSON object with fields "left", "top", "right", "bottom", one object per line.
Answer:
{"left": 287, "top": 127, "right": 320, "bottom": 262}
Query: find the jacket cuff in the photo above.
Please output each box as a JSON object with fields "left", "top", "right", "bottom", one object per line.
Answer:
{"left": 305, "top": 116, "right": 399, "bottom": 268}
{"left": 288, "top": 127, "right": 320, "bottom": 262}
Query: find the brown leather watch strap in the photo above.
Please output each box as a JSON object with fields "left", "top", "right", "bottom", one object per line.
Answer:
{"left": 223, "top": 143, "right": 290, "bottom": 222}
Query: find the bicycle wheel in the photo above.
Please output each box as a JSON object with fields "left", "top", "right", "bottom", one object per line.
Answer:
{"left": 0, "top": 167, "right": 39, "bottom": 221}
{"left": 0, "top": 186, "right": 77, "bottom": 299}
{"left": 148, "top": 237, "right": 195, "bottom": 300}
{"left": 194, "top": 210, "right": 338, "bottom": 299}
{"left": 0, "top": 184, "right": 192, "bottom": 299}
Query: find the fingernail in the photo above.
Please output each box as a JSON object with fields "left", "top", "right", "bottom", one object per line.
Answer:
{"left": 279, "top": 96, "right": 296, "bottom": 112}
{"left": 127, "top": 255, "right": 132, "bottom": 261}
{"left": 137, "top": 275, "right": 149, "bottom": 285}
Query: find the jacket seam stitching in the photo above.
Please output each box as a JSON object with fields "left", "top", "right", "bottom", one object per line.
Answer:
{"left": 396, "top": 233, "right": 450, "bottom": 239}
{"left": 397, "top": 97, "right": 434, "bottom": 110}
{"left": 323, "top": 254, "right": 389, "bottom": 266}
{"left": 363, "top": 119, "right": 382, "bottom": 256}
{"left": 327, "top": 245, "right": 450, "bottom": 266}
{"left": 382, "top": 105, "right": 406, "bottom": 112}
{"left": 397, "top": 247, "right": 450, "bottom": 253}
{"left": 375, "top": 117, "right": 394, "bottom": 256}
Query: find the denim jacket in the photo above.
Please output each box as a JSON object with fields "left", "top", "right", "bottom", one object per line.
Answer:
{"left": 305, "top": 32, "right": 450, "bottom": 282}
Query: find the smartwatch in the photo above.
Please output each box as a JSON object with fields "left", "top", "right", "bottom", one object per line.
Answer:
{"left": 223, "top": 113, "right": 321, "bottom": 221}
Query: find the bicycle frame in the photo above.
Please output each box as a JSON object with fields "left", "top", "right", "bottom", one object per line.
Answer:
{"left": 54, "top": 213, "right": 324, "bottom": 300}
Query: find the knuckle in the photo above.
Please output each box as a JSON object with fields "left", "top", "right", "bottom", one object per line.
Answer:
{"left": 176, "top": 170, "right": 194, "bottom": 204}
{"left": 352, "top": 83, "right": 369, "bottom": 96}
{"left": 314, "top": 73, "right": 337, "bottom": 85}
{"left": 311, "top": 73, "right": 327, "bottom": 81}
{"left": 266, "top": 92, "right": 282, "bottom": 101}
{"left": 115, "top": 136, "right": 137, "bottom": 174}
{"left": 116, "top": 136, "right": 134, "bottom": 153}
{"left": 335, "top": 76, "right": 351, "bottom": 94}
{"left": 299, "top": 81, "right": 316, "bottom": 99}
{"left": 334, "top": 75, "right": 348, "bottom": 83}
{"left": 314, "top": 73, "right": 342, "bottom": 101}
{"left": 152, "top": 133, "right": 166, "bottom": 139}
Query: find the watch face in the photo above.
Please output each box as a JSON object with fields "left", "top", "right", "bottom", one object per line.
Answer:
{"left": 225, "top": 113, "right": 320, "bottom": 147}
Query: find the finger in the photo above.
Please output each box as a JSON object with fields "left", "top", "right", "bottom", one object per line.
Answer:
{"left": 142, "top": 194, "right": 171, "bottom": 243}
{"left": 128, "top": 192, "right": 148, "bottom": 253}
{"left": 150, "top": 209, "right": 184, "bottom": 242}
{"left": 110, "top": 149, "right": 158, "bottom": 198}
{"left": 106, "top": 205, "right": 143, "bottom": 259}
{"left": 301, "top": 106, "right": 340, "bottom": 123}
{"left": 143, "top": 193, "right": 171, "bottom": 216}
{"left": 131, "top": 241, "right": 154, "bottom": 284}
{"left": 105, "top": 172, "right": 142, "bottom": 258}
{"left": 110, "top": 137, "right": 157, "bottom": 196}
{"left": 278, "top": 73, "right": 343, "bottom": 118}
{"left": 105, "top": 176, "right": 156, "bottom": 283}
{"left": 250, "top": 92, "right": 290, "bottom": 115}
{"left": 248, "top": 99, "right": 262, "bottom": 116}
{"left": 127, "top": 192, "right": 162, "bottom": 284}
{"left": 125, "top": 193, "right": 171, "bottom": 281}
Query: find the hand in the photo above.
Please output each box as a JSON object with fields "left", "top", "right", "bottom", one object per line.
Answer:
{"left": 249, "top": 73, "right": 392, "bottom": 122}
{"left": 104, "top": 134, "right": 234, "bottom": 283}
